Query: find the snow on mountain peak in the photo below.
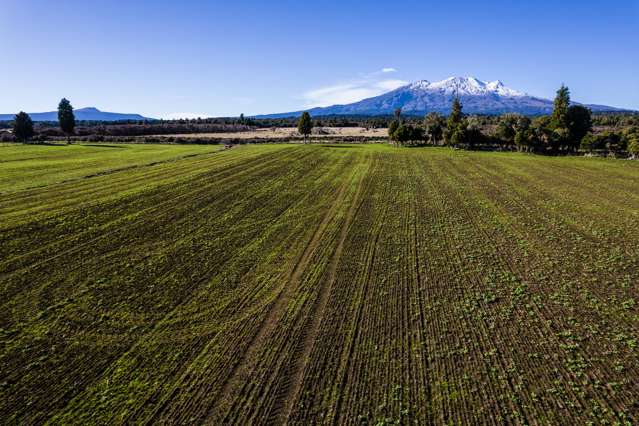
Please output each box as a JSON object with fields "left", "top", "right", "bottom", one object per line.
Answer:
{"left": 409, "top": 80, "right": 431, "bottom": 90}
{"left": 259, "top": 75, "right": 626, "bottom": 118}
{"left": 407, "top": 76, "right": 526, "bottom": 97}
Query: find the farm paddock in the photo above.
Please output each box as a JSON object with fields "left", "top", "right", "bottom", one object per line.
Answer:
{"left": 1, "top": 143, "right": 638, "bottom": 424}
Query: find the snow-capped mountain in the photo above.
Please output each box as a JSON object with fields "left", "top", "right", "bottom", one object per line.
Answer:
{"left": 408, "top": 76, "right": 526, "bottom": 98}
{"left": 258, "top": 76, "right": 628, "bottom": 117}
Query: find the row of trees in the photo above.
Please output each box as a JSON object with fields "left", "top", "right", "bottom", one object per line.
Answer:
{"left": 7, "top": 93, "right": 638, "bottom": 156}
{"left": 388, "top": 85, "right": 639, "bottom": 156}
{"left": 38, "top": 122, "right": 252, "bottom": 138}
{"left": 581, "top": 127, "right": 639, "bottom": 156}
{"left": 388, "top": 101, "right": 484, "bottom": 149}
{"left": 11, "top": 99, "right": 76, "bottom": 143}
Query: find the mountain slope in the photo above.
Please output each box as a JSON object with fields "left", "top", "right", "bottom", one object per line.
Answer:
{"left": 0, "top": 107, "right": 152, "bottom": 122}
{"left": 258, "top": 76, "right": 629, "bottom": 118}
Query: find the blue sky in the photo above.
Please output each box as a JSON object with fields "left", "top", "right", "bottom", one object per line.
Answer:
{"left": 1, "top": 0, "right": 637, "bottom": 118}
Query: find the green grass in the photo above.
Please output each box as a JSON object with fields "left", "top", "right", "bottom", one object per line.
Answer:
{"left": 1, "top": 143, "right": 638, "bottom": 424}
{"left": 0, "top": 143, "right": 222, "bottom": 193}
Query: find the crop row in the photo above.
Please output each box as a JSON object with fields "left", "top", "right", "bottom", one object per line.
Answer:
{"left": 1, "top": 145, "right": 637, "bottom": 424}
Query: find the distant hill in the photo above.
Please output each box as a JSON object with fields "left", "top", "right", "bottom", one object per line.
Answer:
{"left": 257, "top": 76, "right": 632, "bottom": 118}
{"left": 0, "top": 107, "right": 153, "bottom": 122}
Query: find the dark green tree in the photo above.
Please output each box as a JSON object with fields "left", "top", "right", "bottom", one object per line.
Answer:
{"left": 530, "top": 116, "right": 553, "bottom": 152}
{"left": 13, "top": 112, "right": 34, "bottom": 143}
{"left": 496, "top": 114, "right": 519, "bottom": 149}
{"left": 297, "top": 111, "right": 313, "bottom": 144}
{"left": 551, "top": 85, "right": 570, "bottom": 127}
{"left": 394, "top": 124, "right": 411, "bottom": 145}
{"left": 388, "top": 119, "right": 400, "bottom": 144}
{"left": 580, "top": 134, "right": 600, "bottom": 153}
{"left": 394, "top": 107, "right": 402, "bottom": 121}
{"left": 603, "top": 131, "right": 625, "bottom": 157}
{"left": 58, "top": 98, "right": 76, "bottom": 144}
{"left": 423, "top": 112, "right": 444, "bottom": 145}
{"left": 465, "top": 116, "right": 484, "bottom": 150}
{"left": 550, "top": 85, "right": 571, "bottom": 152}
{"left": 391, "top": 124, "right": 423, "bottom": 146}
{"left": 450, "top": 126, "right": 467, "bottom": 147}
{"left": 445, "top": 97, "right": 466, "bottom": 146}
{"left": 566, "top": 105, "right": 592, "bottom": 152}
{"left": 514, "top": 115, "right": 532, "bottom": 152}
{"left": 448, "top": 97, "right": 463, "bottom": 126}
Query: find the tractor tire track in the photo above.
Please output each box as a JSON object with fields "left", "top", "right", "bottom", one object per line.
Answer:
{"left": 205, "top": 162, "right": 356, "bottom": 423}
{"left": 270, "top": 156, "right": 370, "bottom": 424}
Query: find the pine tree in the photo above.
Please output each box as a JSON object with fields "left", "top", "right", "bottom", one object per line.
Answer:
{"left": 445, "top": 97, "right": 465, "bottom": 146}
{"left": 551, "top": 85, "right": 570, "bottom": 128}
{"left": 496, "top": 114, "right": 518, "bottom": 147}
{"left": 447, "top": 98, "right": 463, "bottom": 127}
{"left": 550, "top": 85, "right": 570, "bottom": 152}
{"left": 58, "top": 98, "right": 76, "bottom": 144}
{"left": 13, "top": 112, "right": 34, "bottom": 143}
{"left": 297, "top": 111, "right": 313, "bottom": 144}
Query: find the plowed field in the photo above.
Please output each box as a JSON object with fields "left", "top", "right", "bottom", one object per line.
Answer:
{"left": 1, "top": 143, "right": 638, "bottom": 424}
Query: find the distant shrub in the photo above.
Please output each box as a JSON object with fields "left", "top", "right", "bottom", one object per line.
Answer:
{"left": 0, "top": 133, "right": 16, "bottom": 142}
{"left": 580, "top": 134, "right": 601, "bottom": 152}
{"left": 626, "top": 127, "right": 639, "bottom": 158}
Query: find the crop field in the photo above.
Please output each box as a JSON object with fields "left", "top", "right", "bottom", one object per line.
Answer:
{"left": 0, "top": 143, "right": 222, "bottom": 194}
{"left": 1, "top": 143, "right": 639, "bottom": 424}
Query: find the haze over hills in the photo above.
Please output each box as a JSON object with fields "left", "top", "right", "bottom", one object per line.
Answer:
{"left": 0, "top": 107, "right": 152, "bottom": 122}
{"left": 258, "top": 76, "right": 631, "bottom": 118}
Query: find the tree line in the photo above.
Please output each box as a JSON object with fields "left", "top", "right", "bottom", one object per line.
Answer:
{"left": 386, "top": 85, "right": 639, "bottom": 157}
{"left": 5, "top": 90, "right": 638, "bottom": 157}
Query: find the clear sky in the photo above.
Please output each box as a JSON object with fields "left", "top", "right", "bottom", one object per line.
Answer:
{"left": 1, "top": 0, "right": 637, "bottom": 118}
